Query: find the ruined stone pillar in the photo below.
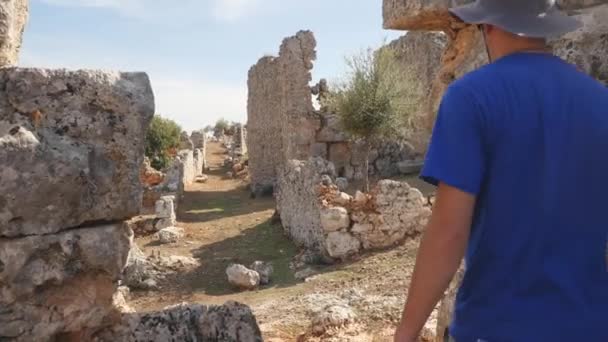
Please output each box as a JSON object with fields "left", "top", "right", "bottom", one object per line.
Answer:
{"left": 0, "top": 0, "right": 28, "bottom": 66}
{"left": 0, "top": 69, "right": 155, "bottom": 342}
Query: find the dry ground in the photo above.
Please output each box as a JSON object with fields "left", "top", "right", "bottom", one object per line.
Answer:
{"left": 131, "top": 142, "right": 436, "bottom": 341}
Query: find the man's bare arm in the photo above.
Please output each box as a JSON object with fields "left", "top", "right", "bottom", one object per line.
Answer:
{"left": 394, "top": 183, "right": 476, "bottom": 341}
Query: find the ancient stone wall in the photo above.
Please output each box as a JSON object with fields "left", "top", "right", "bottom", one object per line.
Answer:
{"left": 0, "top": 0, "right": 27, "bottom": 66}
{"left": 247, "top": 31, "right": 318, "bottom": 196}
{"left": 0, "top": 68, "right": 155, "bottom": 341}
{"left": 552, "top": 3, "right": 608, "bottom": 85}
{"left": 190, "top": 129, "right": 207, "bottom": 170}
{"left": 276, "top": 158, "right": 334, "bottom": 257}
{"left": 314, "top": 112, "right": 423, "bottom": 180}
{"left": 247, "top": 56, "right": 283, "bottom": 194}
{"left": 277, "top": 158, "right": 431, "bottom": 261}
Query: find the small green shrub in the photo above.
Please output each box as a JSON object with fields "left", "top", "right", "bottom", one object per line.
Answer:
{"left": 145, "top": 115, "right": 182, "bottom": 170}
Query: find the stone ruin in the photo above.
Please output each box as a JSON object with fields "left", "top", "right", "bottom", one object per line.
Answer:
{"left": 247, "top": 30, "right": 319, "bottom": 196}
{"left": 0, "top": 2, "right": 261, "bottom": 341}
{"left": 141, "top": 131, "right": 207, "bottom": 207}
{"left": 276, "top": 158, "right": 432, "bottom": 261}
{"left": 247, "top": 30, "right": 447, "bottom": 195}
{"left": 382, "top": 0, "right": 608, "bottom": 339}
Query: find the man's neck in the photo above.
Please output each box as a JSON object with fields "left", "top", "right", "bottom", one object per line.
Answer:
{"left": 491, "top": 41, "right": 551, "bottom": 61}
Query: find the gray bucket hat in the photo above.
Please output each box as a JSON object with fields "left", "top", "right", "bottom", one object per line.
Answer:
{"left": 449, "top": 0, "right": 582, "bottom": 38}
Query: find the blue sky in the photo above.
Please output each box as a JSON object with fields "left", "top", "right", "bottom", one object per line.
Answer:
{"left": 21, "top": 0, "right": 403, "bottom": 129}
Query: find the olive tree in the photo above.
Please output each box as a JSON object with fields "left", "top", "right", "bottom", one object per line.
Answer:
{"left": 329, "top": 45, "right": 421, "bottom": 191}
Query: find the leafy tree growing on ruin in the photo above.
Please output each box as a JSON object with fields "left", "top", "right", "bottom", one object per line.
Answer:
{"left": 329, "top": 45, "right": 420, "bottom": 191}
{"left": 145, "top": 115, "right": 182, "bottom": 170}
{"left": 214, "top": 118, "right": 230, "bottom": 136}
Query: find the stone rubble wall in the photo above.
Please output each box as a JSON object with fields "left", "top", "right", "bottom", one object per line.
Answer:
{"left": 313, "top": 112, "right": 424, "bottom": 180}
{"left": 0, "top": 68, "right": 155, "bottom": 341}
{"left": 0, "top": 0, "right": 27, "bottom": 66}
{"left": 277, "top": 158, "right": 431, "bottom": 261}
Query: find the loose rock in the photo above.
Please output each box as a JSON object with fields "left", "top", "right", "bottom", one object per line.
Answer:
{"left": 156, "top": 227, "right": 185, "bottom": 244}
{"left": 226, "top": 264, "right": 260, "bottom": 290}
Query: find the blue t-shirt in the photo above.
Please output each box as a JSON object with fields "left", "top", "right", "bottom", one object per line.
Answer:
{"left": 421, "top": 52, "right": 608, "bottom": 342}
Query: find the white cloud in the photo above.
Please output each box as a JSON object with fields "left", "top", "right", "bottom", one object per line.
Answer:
{"left": 212, "top": 0, "right": 260, "bottom": 22}
{"left": 38, "top": 0, "right": 262, "bottom": 22}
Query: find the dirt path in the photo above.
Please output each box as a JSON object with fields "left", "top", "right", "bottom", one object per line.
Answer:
{"left": 131, "top": 142, "right": 430, "bottom": 341}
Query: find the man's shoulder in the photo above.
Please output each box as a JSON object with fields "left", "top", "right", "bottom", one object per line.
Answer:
{"left": 450, "top": 62, "right": 501, "bottom": 93}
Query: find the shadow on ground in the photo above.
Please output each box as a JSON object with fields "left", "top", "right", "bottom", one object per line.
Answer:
{"left": 168, "top": 218, "right": 300, "bottom": 296}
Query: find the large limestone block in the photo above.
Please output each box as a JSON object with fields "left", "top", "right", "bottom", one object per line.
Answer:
{"left": 0, "top": 223, "right": 132, "bottom": 341}
{"left": 553, "top": 4, "right": 608, "bottom": 85}
{"left": 0, "top": 68, "right": 154, "bottom": 238}
{"left": 93, "top": 302, "right": 263, "bottom": 342}
{"left": 383, "top": 0, "right": 472, "bottom": 30}
{"left": 0, "top": 0, "right": 28, "bottom": 66}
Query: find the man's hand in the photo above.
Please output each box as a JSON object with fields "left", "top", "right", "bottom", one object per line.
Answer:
{"left": 394, "top": 182, "right": 476, "bottom": 341}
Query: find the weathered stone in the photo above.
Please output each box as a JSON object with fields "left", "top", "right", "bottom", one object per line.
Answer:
{"left": 0, "top": 68, "right": 155, "bottom": 238}
{"left": 311, "top": 304, "right": 356, "bottom": 335}
{"left": 140, "top": 157, "right": 164, "bottom": 187}
{"left": 552, "top": 4, "right": 608, "bottom": 85}
{"left": 250, "top": 261, "right": 273, "bottom": 285}
{"left": 354, "top": 180, "right": 431, "bottom": 250}
{"left": 277, "top": 158, "right": 335, "bottom": 257}
{"left": 193, "top": 148, "right": 204, "bottom": 176}
{"left": 226, "top": 264, "right": 260, "bottom": 290}
{"left": 0, "top": 224, "right": 132, "bottom": 341}
{"left": 311, "top": 142, "right": 328, "bottom": 159}
{"left": 316, "top": 114, "right": 348, "bottom": 142}
{"left": 248, "top": 31, "right": 317, "bottom": 191}
{"left": 328, "top": 142, "right": 351, "bottom": 175}
{"left": 397, "top": 160, "right": 424, "bottom": 175}
{"left": 179, "top": 131, "right": 193, "bottom": 150}
{"left": 0, "top": 0, "right": 28, "bottom": 66}
{"left": 332, "top": 192, "right": 352, "bottom": 206}
{"left": 122, "top": 243, "right": 159, "bottom": 291}
{"left": 335, "top": 177, "right": 349, "bottom": 192}
{"left": 155, "top": 197, "right": 175, "bottom": 219}
{"left": 325, "top": 232, "right": 361, "bottom": 259}
{"left": 93, "top": 302, "right": 263, "bottom": 342}
{"left": 320, "top": 207, "right": 351, "bottom": 233}
{"left": 155, "top": 227, "right": 185, "bottom": 244}
{"left": 154, "top": 217, "right": 176, "bottom": 231}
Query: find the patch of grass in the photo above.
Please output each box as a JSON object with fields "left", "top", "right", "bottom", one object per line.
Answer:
{"left": 186, "top": 219, "right": 299, "bottom": 295}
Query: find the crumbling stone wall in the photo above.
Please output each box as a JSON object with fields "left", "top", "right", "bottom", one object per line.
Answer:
{"left": 0, "top": 0, "right": 27, "bottom": 65}
{"left": 314, "top": 112, "right": 423, "bottom": 180}
{"left": 277, "top": 158, "right": 431, "bottom": 261}
{"left": 0, "top": 68, "right": 155, "bottom": 341}
{"left": 247, "top": 31, "right": 318, "bottom": 195}
{"left": 276, "top": 158, "right": 335, "bottom": 257}
{"left": 191, "top": 129, "right": 207, "bottom": 170}
{"left": 552, "top": 3, "right": 608, "bottom": 85}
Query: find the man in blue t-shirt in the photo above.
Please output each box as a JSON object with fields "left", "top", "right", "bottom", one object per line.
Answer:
{"left": 395, "top": 1, "right": 608, "bottom": 341}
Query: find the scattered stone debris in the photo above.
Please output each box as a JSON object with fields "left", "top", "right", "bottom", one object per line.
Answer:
{"left": 156, "top": 227, "right": 185, "bottom": 244}
{"left": 227, "top": 264, "right": 261, "bottom": 290}
{"left": 311, "top": 304, "right": 357, "bottom": 335}
{"left": 250, "top": 261, "right": 274, "bottom": 285}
